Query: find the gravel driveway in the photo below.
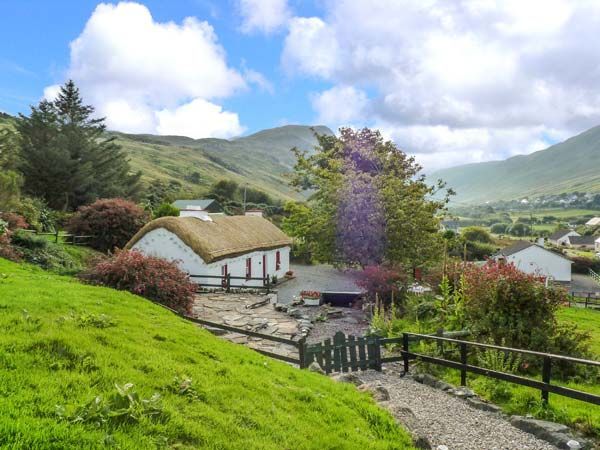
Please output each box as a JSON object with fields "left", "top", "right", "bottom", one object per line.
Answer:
{"left": 277, "top": 263, "right": 360, "bottom": 304}
{"left": 359, "top": 368, "right": 558, "bottom": 450}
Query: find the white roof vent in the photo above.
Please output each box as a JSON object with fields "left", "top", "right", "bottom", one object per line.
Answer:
{"left": 180, "top": 207, "right": 213, "bottom": 222}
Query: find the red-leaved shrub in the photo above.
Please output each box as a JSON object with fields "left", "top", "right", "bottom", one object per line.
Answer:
{"left": 84, "top": 250, "right": 196, "bottom": 314}
{"left": 354, "top": 265, "right": 406, "bottom": 305}
{"left": 67, "top": 198, "right": 149, "bottom": 252}
{"left": 0, "top": 232, "right": 23, "bottom": 262}
{"left": 0, "top": 212, "right": 28, "bottom": 230}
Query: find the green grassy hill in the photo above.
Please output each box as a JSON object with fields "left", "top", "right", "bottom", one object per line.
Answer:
{"left": 112, "top": 124, "right": 333, "bottom": 200}
{"left": 0, "top": 258, "right": 413, "bottom": 449}
{"left": 0, "top": 113, "right": 332, "bottom": 201}
{"left": 430, "top": 125, "right": 600, "bottom": 203}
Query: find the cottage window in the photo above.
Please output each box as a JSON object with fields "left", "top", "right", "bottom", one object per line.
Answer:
{"left": 246, "top": 258, "right": 252, "bottom": 279}
{"left": 275, "top": 250, "right": 281, "bottom": 271}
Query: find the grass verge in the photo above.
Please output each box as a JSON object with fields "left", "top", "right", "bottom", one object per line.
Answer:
{"left": 0, "top": 258, "right": 414, "bottom": 449}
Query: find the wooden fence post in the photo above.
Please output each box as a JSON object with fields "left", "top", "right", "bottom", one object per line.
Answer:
{"left": 542, "top": 356, "right": 551, "bottom": 403}
{"left": 586, "top": 293, "right": 590, "bottom": 309}
{"left": 460, "top": 342, "right": 468, "bottom": 386}
{"left": 55, "top": 230, "right": 59, "bottom": 244}
{"left": 402, "top": 333, "right": 409, "bottom": 374}
{"left": 298, "top": 336, "right": 307, "bottom": 369}
{"left": 226, "top": 273, "right": 231, "bottom": 293}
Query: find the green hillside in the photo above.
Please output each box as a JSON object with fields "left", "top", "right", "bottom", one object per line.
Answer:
{"left": 0, "top": 258, "right": 413, "bottom": 449}
{"left": 112, "top": 124, "right": 333, "bottom": 200}
{"left": 0, "top": 112, "right": 332, "bottom": 201}
{"left": 430, "top": 125, "right": 600, "bottom": 203}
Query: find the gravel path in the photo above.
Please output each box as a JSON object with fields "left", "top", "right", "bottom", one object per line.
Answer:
{"left": 359, "top": 368, "right": 558, "bottom": 450}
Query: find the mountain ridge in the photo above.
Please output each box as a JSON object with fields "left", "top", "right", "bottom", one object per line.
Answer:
{"left": 430, "top": 124, "right": 600, "bottom": 204}
{"left": 0, "top": 112, "right": 332, "bottom": 200}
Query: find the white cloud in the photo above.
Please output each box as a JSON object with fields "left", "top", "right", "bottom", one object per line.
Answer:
{"left": 43, "top": 84, "right": 61, "bottom": 102}
{"left": 156, "top": 98, "right": 245, "bottom": 138}
{"left": 237, "top": 0, "right": 291, "bottom": 34}
{"left": 45, "top": 2, "right": 253, "bottom": 138}
{"left": 311, "top": 85, "right": 368, "bottom": 125}
{"left": 282, "top": 0, "right": 600, "bottom": 169}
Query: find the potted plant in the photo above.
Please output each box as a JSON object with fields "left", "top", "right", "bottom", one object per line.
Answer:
{"left": 300, "top": 290, "right": 321, "bottom": 306}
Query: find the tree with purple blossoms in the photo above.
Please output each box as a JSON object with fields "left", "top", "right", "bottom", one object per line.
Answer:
{"left": 284, "top": 128, "right": 452, "bottom": 269}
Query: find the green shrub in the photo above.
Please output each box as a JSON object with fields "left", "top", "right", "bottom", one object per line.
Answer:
{"left": 490, "top": 223, "right": 509, "bottom": 234}
{"left": 153, "top": 203, "right": 179, "bottom": 219}
{"left": 10, "top": 231, "right": 48, "bottom": 250}
{"left": 461, "top": 226, "right": 493, "bottom": 243}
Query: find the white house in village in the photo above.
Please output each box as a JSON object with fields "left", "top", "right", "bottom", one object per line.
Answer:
{"left": 493, "top": 241, "right": 572, "bottom": 282}
{"left": 126, "top": 209, "right": 292, "bottom": 288}
{"left": 586, "top": 217, "right": 600, "bottom": 227}
{"left": 547, "top": 229, "right": 579, "bottom": 246}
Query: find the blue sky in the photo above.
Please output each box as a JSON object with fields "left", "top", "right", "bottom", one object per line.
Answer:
{"left": 2, "top": 1, "right": 600, "bottom": 171}
{"left": 0, "top": 1, "right": 326, "bottom": 132}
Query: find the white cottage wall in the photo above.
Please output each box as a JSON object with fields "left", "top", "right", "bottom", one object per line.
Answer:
{"left": 131, "top": 228, "right": 290, "bottom": 288}
{"left": 502, "top": 245, "right": 571, "bottom": 282}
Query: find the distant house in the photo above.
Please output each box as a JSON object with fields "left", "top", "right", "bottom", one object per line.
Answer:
{"left": 586, "top": 217, "right": 600, "bottom": 227}
{"left": 547, "top": 229, "right": 579, "bottom": 246}
{"left": 440, "top": 220, "right": 461, "bottom": 233}
{"left": 493, "top": 241, "right": 572, "bottom": 282}
{"left": 172, "top": 199, "right": 223, "bottom": 214}
{"left": 127, "top": 210, "right": 292, "bottom": 288}
{"left": 595, "top": 237, "right": 600, "bottom": 253}
{"left": 567, "top": 235, "right": 595, "bottom": 249}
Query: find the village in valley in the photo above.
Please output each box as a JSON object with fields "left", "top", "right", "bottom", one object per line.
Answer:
{"left": 1, "top": 2, "right": 600, "bottom": 450}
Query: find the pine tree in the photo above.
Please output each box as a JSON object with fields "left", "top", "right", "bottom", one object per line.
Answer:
{"left": 17, "top": 80, "right": 141, "bottom": 210}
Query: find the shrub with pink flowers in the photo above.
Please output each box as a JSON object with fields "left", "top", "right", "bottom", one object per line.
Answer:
{"left": 84, "top": 250, "right": 196, "bottom": 315}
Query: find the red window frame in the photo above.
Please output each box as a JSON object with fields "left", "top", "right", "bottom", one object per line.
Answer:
{"left": 245, "top": 257, "right": 252, "bottom": 279}
{"left": 275, "top": 250, "right": 281, "bottom": 271}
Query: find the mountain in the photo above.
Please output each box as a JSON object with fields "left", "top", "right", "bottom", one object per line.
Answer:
{"left": 430, "top": 125, "right": 600, "bottom": 204}
{"left": 0, "top": 111, "right": 333, "bottom": 200}
{"left": 111, "top": 124, "right": 333, "bottom": 200}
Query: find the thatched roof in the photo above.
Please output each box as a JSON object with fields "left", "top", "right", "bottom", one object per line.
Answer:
{"left": 126, "top": 215, "right": 292, "bottom": 263}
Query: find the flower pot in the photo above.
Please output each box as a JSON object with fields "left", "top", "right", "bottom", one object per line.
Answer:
{"left": 302, "top": 296, "right": 321, "bottom": 306}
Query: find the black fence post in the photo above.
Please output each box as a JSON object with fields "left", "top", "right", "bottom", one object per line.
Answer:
{"left": 375, "top": 336, "right": 382, "bottom": 371}
{"left": 402, "top": 333, "right": 409, "bottom": 374}
{"left": 265, "top": 274, "right": 270, "bottom": 294}
{"left": 226, "top": 273, "right": 231, "bottom": 293}
{"left": 298, "top": 336, "right": 306, "bottom": 369}
{"left": 542, "top": 356, "right": 551, "bottom": 403}
{"left": 585, "top": 293, "right": 590, "bottom": 309}
{"left": 460, "top": 342, "right": 468, "bottom": 386}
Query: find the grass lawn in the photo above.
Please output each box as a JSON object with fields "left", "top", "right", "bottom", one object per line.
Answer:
{"left": 425, "top": 307, "right": 600, "bottom": 439}
{"left": 0, "top": 258, "right": 415, "bottom": 449}
{"left": 557, "top": 307, "right": 600, "bottom": 356}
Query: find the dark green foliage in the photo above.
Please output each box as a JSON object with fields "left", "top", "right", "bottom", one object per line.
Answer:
{"left": 507, "top": 222, "right": 531, "bottom": 236}
{"left": 209, "top": 179, "right": 239, "bottom": 201}
{"left": 17, "top": 80, "right": 141, "bottom": 211}
{"left": 490, "top": 222, "right": 509, "bottom": 234}
{"left": 143, "top": 179, "right": 183, "bottom": 210}
{"left": 570, "top": 256, "right": 600, "bottom": 274}
{"left": 461, "top": 226, "right": 493, "bottom": 243}
{"left": 10, "top": 230, "right": 82, "bottom": 273}
{"left": 153, "top": 203, "right": 180, "bottom": 219}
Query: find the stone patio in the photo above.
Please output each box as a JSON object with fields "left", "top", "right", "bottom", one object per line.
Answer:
{"left": 191, "top": 292, "right": 303, "bottom": 360}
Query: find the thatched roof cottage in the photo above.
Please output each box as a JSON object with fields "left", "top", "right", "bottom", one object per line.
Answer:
{"left": 126, "top": 210, "right": 292, "bottom": 287}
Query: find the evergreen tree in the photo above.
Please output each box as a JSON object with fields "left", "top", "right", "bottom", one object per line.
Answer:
{"left": 17, "top": 80, "right": 141, "bottom": 210}
{"left": 0, "top": 128, "right": 23, "bottom": 210}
